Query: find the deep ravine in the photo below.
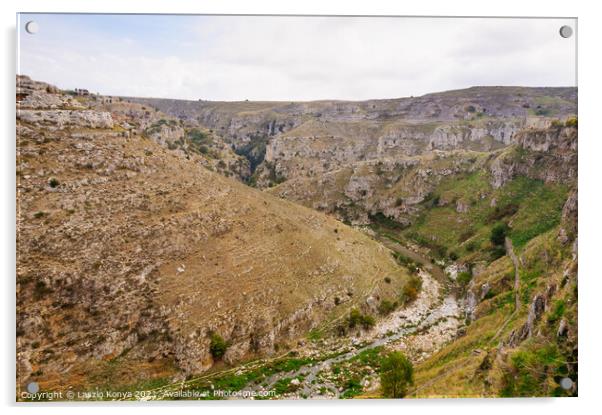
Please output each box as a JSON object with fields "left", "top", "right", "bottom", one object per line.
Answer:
{"left": 141, "top": 235, "right": 465, "bottom": 400}
{"left": 238, "top": 236, "right": 465, "bottom": 399}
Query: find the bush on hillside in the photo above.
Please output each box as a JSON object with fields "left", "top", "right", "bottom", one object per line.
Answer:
{"left": 209, "top": 333, "right": 228, "bottom": 360}
{"left": 490, "top": 222, "right": 509, "bottom": 246}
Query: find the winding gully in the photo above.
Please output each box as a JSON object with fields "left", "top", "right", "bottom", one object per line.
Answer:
{"left": 242, "top": 236, "right": 466, "bottom": 399}
{"left": 145, "top": 235, "right": 465, "bottom": 400}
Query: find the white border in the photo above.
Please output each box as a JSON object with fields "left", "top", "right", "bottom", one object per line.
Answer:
{"left": 3, "top": 1, "right": 601, "bottom": 414}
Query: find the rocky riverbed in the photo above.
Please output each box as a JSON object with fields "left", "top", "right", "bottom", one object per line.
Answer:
{"left": 242, "top": 270, "right": 462, "bottom": 399}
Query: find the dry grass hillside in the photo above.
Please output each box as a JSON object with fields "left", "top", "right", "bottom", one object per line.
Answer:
{"left": 16, "top": 76, "right": 410, "bottom": 393}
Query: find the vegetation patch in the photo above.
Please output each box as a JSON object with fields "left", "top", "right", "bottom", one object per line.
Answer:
{"left": 380, "top": 351, "right": 414, "bottom": 398}
{"left": 500, "top": 342, "right": 575, "bottom": 397}
{"left": 209, "top": 333, "right": 228, "bottom": 360}
{"left": 400, "top": 275, "right": 422, "bottom": 305}
{"left": 400, "top": 175, "right": 568, "bottom": 263}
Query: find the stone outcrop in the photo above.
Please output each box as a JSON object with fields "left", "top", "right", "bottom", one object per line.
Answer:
{"left": 16, "top": 76, "right": 114, "bottom": 129}
{"left": 507, "top": 284, "right": 557, "bottom": 347}
{"left": 558, "top": 189, "right": 578, "bottom": 244}
{"left": 145, "top": 122, "right": 185, "bottom": 147}
{"left": 490, "top": 125, "right": 577, "bottom": 189}
{"left": 17, "top": 109, "right": 114, "bottom": 129}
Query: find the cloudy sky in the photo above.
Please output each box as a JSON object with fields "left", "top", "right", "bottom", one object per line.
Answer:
{"left": 17, "top": 14, "right": 576, "bottom": 101}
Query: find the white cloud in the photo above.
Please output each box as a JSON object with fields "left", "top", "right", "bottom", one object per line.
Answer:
{"left": 18, "top": 15, "right": 576, "bottom": 100}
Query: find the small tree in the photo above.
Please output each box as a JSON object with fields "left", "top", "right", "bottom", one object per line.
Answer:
{"left": 380, "top": 351, "right": 414, "bottom": 398}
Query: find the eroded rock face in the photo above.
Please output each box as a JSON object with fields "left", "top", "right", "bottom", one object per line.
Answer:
{"left": 507, "top": 284, "right": 557, "bottom": 347}
{"left": 16, "top": 76, "right": 114, "bottom": 129}
{"left": 515, "top": 124, "right": 578, "bottom": 153}
{"left": 145, "top": 123, "right": 185, "bottom": 147}
{"left": 17, "top": 75, "right": 65, "bottom": 107}
{"left": 558, "top": 189, "right": 578, "bottom": 245}
{"left": 526, "top": 294, "right": 546, "bottom": 337}
{"left": 269, "top": 151, "right": 488, "bottom": 226}
{"left": 130, "top": 86, "right": 576, "bottom": 189}
{"left": 490, "top": 125, "right": 578, "bottom": 189}
{"left": 557, "top": 318, "right": 569, "bottom": 337}
{"left": 17, "top": 109, "right": 114, "bottom": 129}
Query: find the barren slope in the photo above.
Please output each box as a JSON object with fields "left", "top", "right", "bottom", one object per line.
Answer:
{"left": 16, "top": 77, "right": 409, "bottom": 392}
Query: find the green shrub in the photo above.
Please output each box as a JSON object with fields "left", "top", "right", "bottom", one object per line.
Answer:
{"left": 347, "top": 309, "right": 363, "bottom": 328}
{"left": 351, "top": 346, "right": 384, "bottom": 367}
{"left": 48, "top": 178, "right": 60, "bottom": 188}
{"left": 234, "top": 133, "right": 269, "bottom": 173}
{"left": 340, "top": 377, "right": 363, "bottom": 399}
{"left": 393, "top": 253, "right": 419, "bottom": 274}
{"left": 458, "top": 229, "right": 475, "bottom": 243}
{"left": 187, "top": 128, "right": 210, "bottom": 145}
{"left": 347, "top": 309, "right": 375, "bottom": 329}
{"left": 490, "top": 246, "right": 506, "bottom": 261}
{"left": 457, "top": 271, "right": 472, "bottom": 287}
{"left": 369, "top": 212, "right": 405, "bottom": 230}
{"left": 380, "top": 351, "right": 414, "bottom": 398}
{"left": 465, "top": 240, "right": 478, "bottom": 252}
{"left": 550, "top": 119, "right": 564, "bottom": 128}
{"left": 307, "top": 329, "right": 323, "bottom": 342}
{"left": 378, "top": 299, "right": 396, "bottom": 316}
{"left": 209, "top": 333, "right": 228, "bottom": 360}
{"left": 500, "top": 344, "right": 572, "bottom": 397}
{"left": 565, "top": 117, "right": 578, "bottom": 128}
{"left": 361, "top": 315, "right": 375, "bottom": 329}
{"left": 273, "top": 378, "right": 293, "bottom": 395}
{"left": 33, "top": 280, "right": 52, "bottom": 300}
{"left": 487, "top": 203, "right": 519, "bottom": 223}
{"left": 547, "top": 300, "right": 566, "bottom": 324}
{"left": 400, "top": 275, "right": 422, "bottom": 304}
{"left": 490, "top": 222, "right": 509, "bottom": 246}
